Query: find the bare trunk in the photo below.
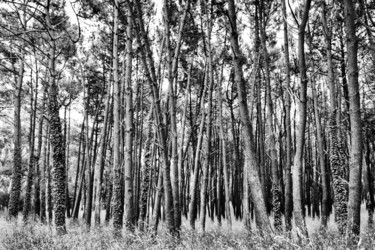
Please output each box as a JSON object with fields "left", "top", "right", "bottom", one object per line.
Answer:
{"left": 112, "top": 1, "right": 123, "bottom": 233}
{"left": 188, "top": 72, "right": 207, "bottom": 229}
{"left": 259, "top": 2, "right": 281, "bottom": 231}
{"left": 217, "top": 67, "right": 232, "bottom": 228}
{"left": 8, "top": 36, "right": 25, "bottom": 220}
{"left": 344, "top": 0, "right": 363, "bottom": 236}
{"left": 292, "top": 0, "right": 311, "bottom": 238}
{"left": 227, "top": 0, "right": 272, "bottom": 234}
{"left": 281, "top": 0, "right": 293, "bottom": 232}
{"left": 321, "top": 2, "right": 340, "bottom": 230}
{"left": 124, "top": 2, "right": 135, "bottom": 231}
{"left": 94, "top": 76, "right": 111, "bottom": 226}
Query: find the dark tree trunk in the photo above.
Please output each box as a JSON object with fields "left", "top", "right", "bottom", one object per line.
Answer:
{"left": 8, "top": 37, "right": 25, "bottom": 220}
{"left": 46, "top": 5, "right": 66, "bottom": 233}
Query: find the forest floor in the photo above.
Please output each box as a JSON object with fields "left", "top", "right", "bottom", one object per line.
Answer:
{"left": 0, "top": 206, "right": 374, "bottom": 249}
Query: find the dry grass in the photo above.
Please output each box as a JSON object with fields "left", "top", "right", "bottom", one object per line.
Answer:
{"left": 0, "top": 207, "right": 374, "bottom": 249}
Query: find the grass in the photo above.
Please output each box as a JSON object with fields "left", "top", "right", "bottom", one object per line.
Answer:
{"left": 0, "top": 207, "right": 374, "bottom": 249}
{"left": 2, "top": 222, "right": 375, "bottom": 250}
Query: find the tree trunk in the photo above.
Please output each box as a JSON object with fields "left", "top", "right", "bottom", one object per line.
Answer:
{"left": 34, "top": 91, "right": 44, "bottom": 221}
{"left": 217, "top": 67, "right": 232, "bottom": 228}
{"left": 199, "top": 3, "right": 214, "bottom": 232}
{"left": 281, "top": 0, "right": 293, "bottom": 232}
{"left": 112, "top": 0, "right": 123, "bottom": 234}
{"left": 72, "top": 122, "right": 84, "bottom": 216}
{"left": 138, "top": 107, "right": 153, "bottom": 231}
{"left": 124, "top": 2, "right": 135, "bottom": 230}
{"left": 45, "top": 3, "right": 66, "bottom": 234}
{"left": 8, "top": 34, "right": 25, "bottom": 220}
{"left": 292, "top": 0, "right": 311, "bottom": 238}
{"left": 178, "top": 63, "right": 191, "bottom": 223}
{"left": 46, "top": 136, "right": 53, "bottom": 224}
{"left": 94, "top": 74, "right": 111, "bottom": 226}
{"left": 259, "top": 1, "right": 282, "bottom": 231}
{"left": 312, "top": 79, "right": 328, "bottom": 228}
{"left": 165, "top": 0, "right": 190, "bottom": 232}
{"left": 189, "top": 71, "right": 207, "bottom": 229}
{"left": 64, "top": 106, "right": 72, "bottom": 218}
{"left": 23, "top": 72, "right": 37, "bottom": 222}
{"left": 344, "top": 0, "right": 363, "bottom": 237}
{"left": 130, "top": 0, "right": 175, "bottom": 233}
{"left": 321, "top": 2, "right": 341, "bottom": 231}
{"left": 227, "top": 0, "right": 272, "bottom": 235}
{"left": 39, "top": 108, "right": 48, "bottom": 223}
{"left": 83, "top": 74, "right": 95, "bottom": 229}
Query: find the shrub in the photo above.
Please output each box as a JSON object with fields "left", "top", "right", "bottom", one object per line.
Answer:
{"left": 0, "top": 192, "right": 9, "bottom": 210}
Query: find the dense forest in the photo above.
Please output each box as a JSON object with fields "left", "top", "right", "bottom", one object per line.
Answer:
{"left": 0, "top": 0, "right": 375, "bottom": 247}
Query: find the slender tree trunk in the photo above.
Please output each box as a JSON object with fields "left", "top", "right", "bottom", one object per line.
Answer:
{"left": 39, "top": 103, "right": 48, "bottom": 223}
{"left": 72, "top": 125, "right": 86, "bottom": 220}
{"left": 292, "top": 0, "right": 311, "bottom": 238}
{"left": 152, "top": 163, "right": 163, "bottom": 232}
{"left": 218, "top": 69, "right": 232, "bottom": 228}
{"left": 105, "top": 145, "right": 113, "bottom": 225}
{"left": 124, "top": 2, "right": 135, "bottom": 231}
{"left": 83, "top": 71, "right": 95, "bottom": 229}
{"left": 312, "top": 79, "right": 328, "bottom": 228}
{"left": 200, "top": 3, "right": 214, "bottom": 232}
{"left": 23, "top": 78, "right": 36, "bottom": 222}
{"left": 281, "top": 0, "right": 293, "bottom": 232}
{"left": 64, "top": 106, "right": 71, "bottom": 218}
{"left": 138, "top": 108, "right": 153, "bottom": 231}
{"left": 321, "top": 2, "right": 341, "bottom": 231}
{"left": 178, "top": 63, "right": 191, "bottom": 223}
{"left": 46, "top": 133, "right": 53, "bottom": 224}
{"left": 189, "top": 71, "right": 207, "bottom": 229}
{"left": 227, "top": 0, "right": 272, "bottom": 235}
{"left": 94, "top": 77, "right": 111, "bottom": 226}
{"left": 259, "top": 1, "right": 282, "bottom": 231}
{"left": 8, "top": 35, "right": 25, "bottom": 220}
{"left": 165, "top": 0, "right": 190, "bottom": 232}
{"left": 33, "top": 71, "right": 43, "bottom": 220}
{"left": 112, "top": 0, "right": 123, "bottom": 234}
{"left": 73, "top": 122, "right": 84, "bottom": 214}
{"left": 131, "top": 0, "right": 175, "bottom": 233}
{"left": 344, "top": 0, "right": 363, "bottom": 237}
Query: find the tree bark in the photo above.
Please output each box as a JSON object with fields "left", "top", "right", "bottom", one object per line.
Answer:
{"left": 94, "top": 71, "right": 111, "bottom": 226}
{"left": 227, "top": 0, "right": 272, "bottom": 235}
{"left": 217, "top": 66, "right": 232, "bottom": 228}
{"left": 292, "top": 0, "right": 311, "bottom": 238}
{"left": 138, "top": 108, "right": 153, "bottom": 231}
{"left": 344, "top": 0, "right": 363, "bottom": 236}
{"left": 45, "top": 1, "right": 66, "bottom": 235}
{"left": 199, "top": 2, "right": 214, "bottom": 232}
{"left": 189, "top": 71, "right": 207, "bottom": 229}
{"left": 8, "top": 31, "right": 25, "bottom": 220}
{"left": 281, "top": 0, "right": 293, "bottom": 232}
{"left": 23, "top": 70, "right": 38, "bottom": 222}
{"left": 112, "top": 0, "right": 123, "bottom": 234}
{"left": 259, "top": 1, "right": 282, "bottom": 231}
{"left": 130, "top": 0, "right": 176, "bottom": 233}
{"left": 124, "top": 1, "right": 135, "bottom": 231}
{"left": 321, "top": 2, "right": 342, "bottom": 231}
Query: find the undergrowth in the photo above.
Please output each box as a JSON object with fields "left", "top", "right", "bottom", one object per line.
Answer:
{"left": 1, "top": 221, "right": 375, "bottom": 249}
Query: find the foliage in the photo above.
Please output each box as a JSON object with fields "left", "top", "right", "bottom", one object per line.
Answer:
{"left": 0, "top": 192, "right": 9, "bottom": 209}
